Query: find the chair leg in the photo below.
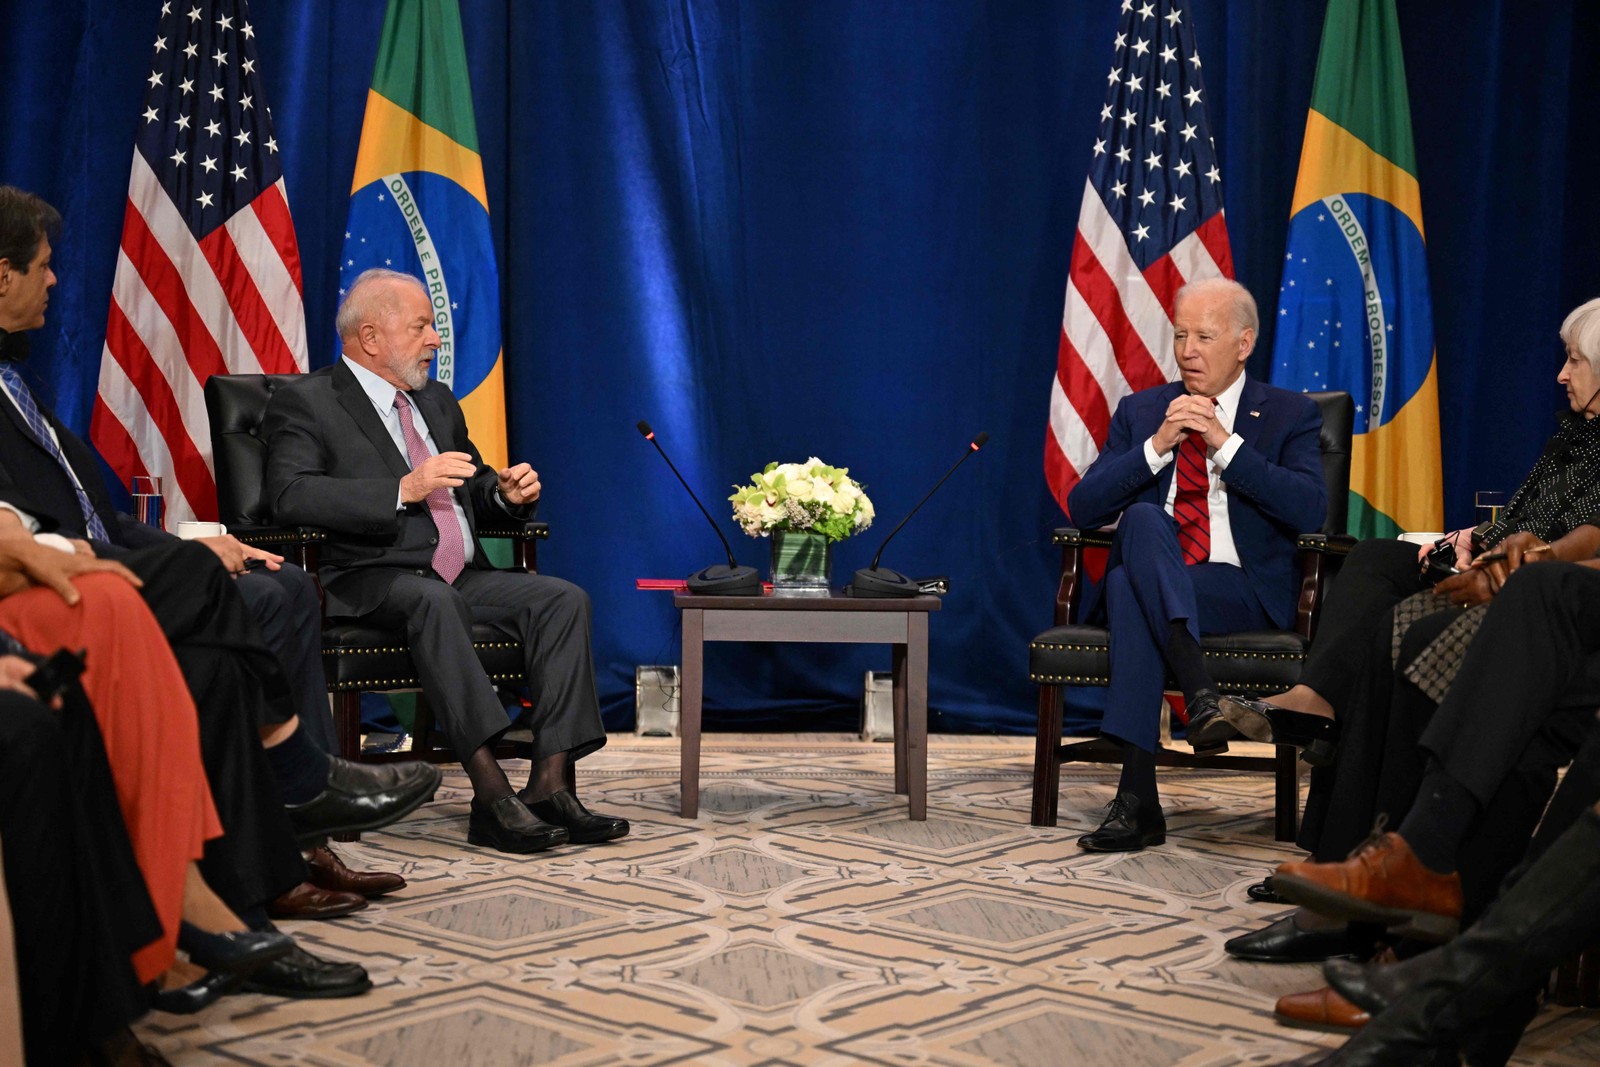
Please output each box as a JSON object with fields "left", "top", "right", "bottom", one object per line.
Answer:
{"left": 1032, "top": 685, "right": 1064, "bottom": 827}
{"left": 331, "top": 691, "right": 364, "bottom": 843}
{"left": 413, "top": 693, "right": 435, "bottom": 757}
{"left": 1273, "top": 743, "right": 1299, "bottom": 841}
{"left": 334, "top": 691, "right": 362, "bottom": 763}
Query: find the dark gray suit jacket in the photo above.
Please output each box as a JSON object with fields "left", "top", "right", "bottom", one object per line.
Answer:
{"left": 260, "top": 359, "right": 533, "bottom": 618}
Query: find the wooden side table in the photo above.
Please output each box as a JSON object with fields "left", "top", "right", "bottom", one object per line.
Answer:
{"left": 673, "top": 592, "right": 942, "bottom": 820}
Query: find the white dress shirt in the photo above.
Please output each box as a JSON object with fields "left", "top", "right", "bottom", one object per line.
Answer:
{"left": 1140, "top": 371, "right": 1249, "bottom": 568}
{"left": 341, "top": 355, "right": 478, "bottom": 566}
{"left": 0, "top": 372, "right": 99, "bottom": 554}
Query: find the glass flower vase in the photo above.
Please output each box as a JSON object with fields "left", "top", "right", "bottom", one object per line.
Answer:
{"left": 769, "top": 529, "right": 832, "bottom": 594}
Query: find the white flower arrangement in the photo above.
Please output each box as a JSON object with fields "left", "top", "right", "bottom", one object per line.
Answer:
{"left": 728, "top": 457, "right": 875, "bottom": 541}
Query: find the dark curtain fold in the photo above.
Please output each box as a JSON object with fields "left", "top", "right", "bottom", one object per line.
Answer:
{"left": 3, "top": 0, "right": 1598, "bottom": 733}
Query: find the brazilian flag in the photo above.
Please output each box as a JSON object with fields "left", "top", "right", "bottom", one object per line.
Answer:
{"left": 340, "top": 0, "right": 507, "bottom": 468}
{"left": 1270, "top": 0, "right": 1441, "bottom": 538}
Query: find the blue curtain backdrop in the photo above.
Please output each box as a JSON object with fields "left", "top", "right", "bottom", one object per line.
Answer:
{"left": 3, "top": 1, "right": 1598, "bottom": 733}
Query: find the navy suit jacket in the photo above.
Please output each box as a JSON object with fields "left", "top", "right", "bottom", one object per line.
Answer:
{"left": 1066, "top": 376, "right": 1327, "bottom": 629}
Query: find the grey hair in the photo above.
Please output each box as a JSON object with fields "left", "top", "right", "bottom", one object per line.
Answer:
{"left": 1174, "top": 276, "right": 1259, "bottom": 336}
{"left": 1560, "top": 297, "right": 1600, "bottom": 372}
{"left": 335, "top": 268, "right": 426, "bottom": 340}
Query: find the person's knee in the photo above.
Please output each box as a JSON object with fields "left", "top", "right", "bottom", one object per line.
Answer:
{"left": 1111, "top": 502, "right": 1171, "bottom": 553}
{"left": 279, "top": 563, "right": 319, "bottom": 612}
{"left": 0, "top": 693, "right": 61, "bottom": 772}
{"left": 532, "top": 578, "right": 591, "bottom": 624}
{"left": 1500, "top": 559, "right": 1573, "bottom": 604}
{"left": 237, "top": 572, "right": 292, "bottom": 637}
{"left": 405, "top": 579, "right": 473, "bottom": 629}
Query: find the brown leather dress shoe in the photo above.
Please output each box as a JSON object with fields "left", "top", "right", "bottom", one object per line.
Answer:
{"left": 305, "top": 845, "right": 406, "bottom": 898}
{"left": 1274, "top": 985, "right": 1370, "bottom": 1031}
{"left": 1273, "top": 831, "right": 1462, "bottom": 943}
{"left": 266, "top": 881, "right": 369, "bottom": 920}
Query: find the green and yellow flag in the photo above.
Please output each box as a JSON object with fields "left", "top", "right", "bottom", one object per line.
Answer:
{"left": 1270, "top": 0, "right": 1441, "bottom": 537}
{"left": 340, "top": 0, "right": 506, "bottom": 467}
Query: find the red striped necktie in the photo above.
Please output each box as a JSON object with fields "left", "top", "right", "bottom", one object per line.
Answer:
{"left": 1173, "top": 400, "right": 1217, "bottom": 566}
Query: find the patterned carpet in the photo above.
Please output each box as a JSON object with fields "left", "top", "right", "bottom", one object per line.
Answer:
{"left": 138, "top": 734, "right": 1600, "bottom": 1066}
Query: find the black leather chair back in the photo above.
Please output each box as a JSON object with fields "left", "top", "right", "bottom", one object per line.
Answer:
{"left": 1308, "top": 390, "right": 1354, "bottom": 536}
{"left": 205, "top": 373, "right": 302, "bottom": 528}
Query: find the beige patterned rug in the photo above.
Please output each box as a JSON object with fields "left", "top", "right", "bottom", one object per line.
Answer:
{"left": 137, "top": 734, "right": 1600, "bottom": 1066}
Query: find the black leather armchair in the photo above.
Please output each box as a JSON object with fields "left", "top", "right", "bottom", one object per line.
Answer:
{"left": 1028, "top": 390, "right": 1356, "bottom": 841}
{"left": 205, "top": 372, "right": 548, "bottom": 765}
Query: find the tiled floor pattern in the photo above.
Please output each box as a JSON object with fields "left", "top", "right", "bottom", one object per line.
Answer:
{"left": 137, "top": 734, "right": 1600, "bottom": 1065}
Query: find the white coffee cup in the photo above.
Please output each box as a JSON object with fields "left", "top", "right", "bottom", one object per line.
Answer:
{"left": 176, "top": 520, "right": 228, "bottom": 540}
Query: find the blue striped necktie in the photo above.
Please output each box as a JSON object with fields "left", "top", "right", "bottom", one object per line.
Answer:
{"left": 0, "top": 363, "right": 112, "bottom": 542}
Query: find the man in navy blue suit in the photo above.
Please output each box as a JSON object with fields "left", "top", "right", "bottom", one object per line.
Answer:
{"left": 1067, "top": 277, "right": 1326, "bottom": 852}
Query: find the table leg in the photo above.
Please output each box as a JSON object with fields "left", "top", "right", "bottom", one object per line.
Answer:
{"left": 906, "top": 612, "right": 928, "bottom": 821}
{"left": 891, "top": 642, "right": 908, "bottom": 794}
{"left": 680, "top": 608, "right": 703, "bottom": 818}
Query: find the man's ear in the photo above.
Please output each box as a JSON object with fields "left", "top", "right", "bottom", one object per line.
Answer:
{"left": 0, "top": 258, "right": 11, "bottom": 296}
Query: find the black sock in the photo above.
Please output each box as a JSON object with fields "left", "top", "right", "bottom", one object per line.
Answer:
{"left": 241, "top": 905, "right": 271, "bottom": 931}
{"left": 1396, "top": 767, "right": 1479, "bottom": 875}
{"left": 1116, "top": 741, "right": 1159, "bottom": 808}
{"left": 1166, "top": 621, "right": 1213, "bottom": 703}
{"left": 263, "top": 725, "right": 331, "bottom": 805}
{"left": 464, "top": 743, "right": 514, "bottom": 803}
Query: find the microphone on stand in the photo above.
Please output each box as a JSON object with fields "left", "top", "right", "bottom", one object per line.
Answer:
{"left": 636, "top": 421, "right": 761, "bottom": 596}
{"left": 847, "top": 432, "right": 989, "bottom": 598}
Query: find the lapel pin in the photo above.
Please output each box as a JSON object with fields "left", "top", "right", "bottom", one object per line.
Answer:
{"left": 1249, "top": 410, "right": 1260, "bottom": 417}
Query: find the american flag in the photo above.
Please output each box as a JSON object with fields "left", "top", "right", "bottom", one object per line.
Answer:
{"left": 91, "top": 0, "right": 306, "bottom": 527}
{"left": 1044, "top": 0, "right": 1233, "bottom": 515}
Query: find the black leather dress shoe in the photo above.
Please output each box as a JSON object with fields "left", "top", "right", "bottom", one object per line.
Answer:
{"left": 1247, "top": 877, "right": 1290, "bottom": 904}
{"left": 151, "top": 969, "right": 242, "bottom": 1014}
{"left": 1218, "top": 696, "right": 1341, "bottom": 766}
{"left": 1224, "top": 915, "right": 1366, "bottom": 963}
{"left": 1184, "top": 689, "right": 1232, "bottom": 755}
{"left": 1077, "top": 792, "right": 1166, "bottom": 852}
{"left": 468, "top": 795, "right": 570, "bottom": 854}
{"left": 177, "top": 923, "right": 294, "bottom": 974}
{"left": 242, "top": 944, "right": 372, "bottom": 999}
{"left": 286, "top": 758, "right": 442, "bottom": 843}
{"left": 521, "top": 789, "right": 629, "bottom": 844}
{"left": 1322, "top": 954, "right": 1421, "bottom": 1014}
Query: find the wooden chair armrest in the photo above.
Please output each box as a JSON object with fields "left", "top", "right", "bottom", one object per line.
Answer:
{"left": 476, "top": 520, "right": 548, "bottom": 573}
{"left": 1297, "top": 532, "right": 1358, "bottom": 555}
{"left": 1049, "top": 526, "right": 1116, "bottom": 627}
{"left": 1052, "top": 526, "right": 1115, "bottom": 549}
{"left": 1294, "top": 532, "right": 1358, "bottom": 640}
{"left": 477, "top": 520, "right": 550, "bottom": 541}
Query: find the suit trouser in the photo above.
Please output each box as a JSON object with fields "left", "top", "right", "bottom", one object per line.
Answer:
{"left": 0, "top": 692, "right": 151, "bottom": 1066}
{"left": 1299, "top": 603, "right": 1455, "bottom": 858}
{"left": 362, "top": 567, "right": 607, "bottom": 763}
{"left": 237, "top": 564, "right": 336, "bottom": 752}
{"left": 121, "top": 542, "right": 307, "bottom": 910}
{"left": 1101, "top": 502, "right": 1273, "bottom": 753}
{"left": 1296, "top": 537, "right": 1428, "bottom": 708}
{"left": 1420, "top": 563, "right": 1600, "bottom": 806}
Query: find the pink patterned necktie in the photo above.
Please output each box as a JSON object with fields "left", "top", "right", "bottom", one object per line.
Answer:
{"left": 393, "top": 390, "right": 466, "bottom": 584}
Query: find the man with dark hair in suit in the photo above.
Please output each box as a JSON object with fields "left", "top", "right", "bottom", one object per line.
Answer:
{"left": 0, "top": 185, "right": 438, "bottom": 996}
{"left": 262, "top": 268, "right": 627, "bottom": 854}
{"left": 1067, "top": 277, "right": 1327, "bottom": 852}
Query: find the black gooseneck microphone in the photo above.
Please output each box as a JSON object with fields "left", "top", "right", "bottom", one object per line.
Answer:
{"left": 847, "top": 431, "right": 989, "bottom": 598}
{"left": 636, "top": 421, "right": 761, "bottom": 596}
